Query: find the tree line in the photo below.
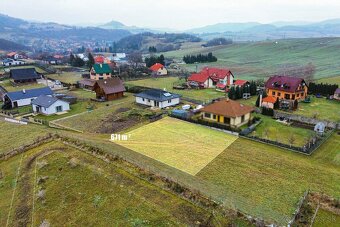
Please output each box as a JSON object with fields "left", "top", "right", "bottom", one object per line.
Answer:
{"left": 145, "top": 55, "right": 165, "bottom": 67}
{"left": 183, "top": 52, "right": 217, "bottom": 64}
{"left": 308, "top": 82, "right": 338, "bottom": 96}
{"left": 228, "top": 81, "right": 257, "bottom": 100}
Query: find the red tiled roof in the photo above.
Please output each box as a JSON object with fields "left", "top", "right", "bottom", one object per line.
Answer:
{"left": 149, "top": 63, "right": 164, "bottom": 71}
{"left": 201, "top": 99, "right": 254, "bottom": 118}
{"left": 94, "top": 56, "right": 105, "bottom": 63}
{"left": 265, "top": 75, "right": 306, "bottom": 93}
{"left": 188, "top": 67, "right": 234, "bottom": 85}
{"left": 234, "top": 80, "right": 248, "bottom": 86}
{"left": 7, "top": 52, "right": 16, "bottom": 57}
{"left": 188, "top": 73, "right": 210, "bottom": 83}
{"left": 216, "top": 83, "right": 226, "bottom": 89}
{"left": 202, "top": 67, "right": 232, "bottom": 82}
{"left": 262, "top": 96, "right": 277, "bottom": 103}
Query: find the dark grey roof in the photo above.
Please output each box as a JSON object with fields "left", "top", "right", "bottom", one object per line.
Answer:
{"left": 6, "top": 87, "right": 53, "bottom": 101}
{"left": 10, "top": 68, "right": 41, "bottom": 80}
{"left": 32, "top": 95, "right": 68, "bottom": 108}
{"left": 135, "top": 89, "right": 181, "bottom": 102}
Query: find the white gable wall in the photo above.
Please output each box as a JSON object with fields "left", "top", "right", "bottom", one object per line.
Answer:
{"left": 33, "top": 100, "right": 70, "bottom": 115}
{"left": 135, "top": 97, "right": 179, "bottom": 108}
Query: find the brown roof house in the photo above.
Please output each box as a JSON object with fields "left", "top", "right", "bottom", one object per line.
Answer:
{"left": 201, "top": 98, "right": 254, "bottom": 128}
{"left": 93, "top": 78, "right": 125, "bottom": 101}
{"left": 79, "top": 79, "right": 96, "bottom": 90}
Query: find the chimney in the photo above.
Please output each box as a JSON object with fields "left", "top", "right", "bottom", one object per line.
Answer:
{"left": 22, "top": 89, "right": 26, "bottom": 94}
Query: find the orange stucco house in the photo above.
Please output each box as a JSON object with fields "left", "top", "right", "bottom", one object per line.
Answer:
{"left": 265, "top": 75, "right": 308, "bottom": 101}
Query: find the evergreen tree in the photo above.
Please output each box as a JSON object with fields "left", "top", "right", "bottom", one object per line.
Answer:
{"left": 69, "top": 53, "right": 75, "bottom": 65}
{"left": 87, "top": 52, "right": 95, "bottom": 68}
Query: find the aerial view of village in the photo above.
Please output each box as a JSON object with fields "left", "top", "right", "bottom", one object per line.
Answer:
{"left": 0, "top": 0, "right": 339, "bottom": 226}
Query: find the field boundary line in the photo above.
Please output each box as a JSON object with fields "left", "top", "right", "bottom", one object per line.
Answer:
{"left": 31, "top": 158, "right": 38, "bottom": 227}
{"left": 6, "top": 153, "right": 24, "bottom": 227}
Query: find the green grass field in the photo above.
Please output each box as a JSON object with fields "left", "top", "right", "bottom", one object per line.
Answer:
{"left": 0, "top": 79, "right": 45, "bottom": 92}
{"left": 164, "top": 38, "right": 340, "bottom": 81}
{"left": 0, "top": 121, "right": 50, "bottom": 154}
{"left": 196, "top": 132, "right": 340, "bottom": 224}
{"left": 293, "top": 97, "right": 340, "bottom": 122}
{"left": 5, "top": 65, "right": 47, "bottom": 74}
{"left": 317, "top": 75, "right": 340, "bottom": 85}
{"left": 253, "top": 114, "right": 315, "bottom": 146}
{"left": 126, "top": 77, "right": 226, "bottom": 102}
{"left": 48, "top": 72, "right": 83, "bottom": 84}
{"left": 116, "top": 117, "right": 238, "bottom": 175}
{"left": 313, "top": 209, "right": 340, "bottom": 227}
{"left": 0, "top": 142, "right": 232, "bottom": 226}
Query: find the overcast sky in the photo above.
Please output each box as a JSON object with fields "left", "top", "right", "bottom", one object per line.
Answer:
{"left": 1, "top": 0, "right": 340, "bottom": 30}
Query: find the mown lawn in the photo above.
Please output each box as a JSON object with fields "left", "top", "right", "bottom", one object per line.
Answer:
{"left": 196, "top": 132, "right": 340, "bottom": 225}
{"left": 253, "top": 114, "right": 315, "bottom": 146}
{"left": 116, "top": 117, "right": 238, "bottom": 175}
{"left": 0, "top": 142, "right": 233, "bottom": 226}
{"left": 126, "top": 77, "right": 226, "bottom": 102}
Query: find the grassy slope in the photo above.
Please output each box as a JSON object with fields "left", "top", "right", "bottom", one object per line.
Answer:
{"left": 164, "top": 38, "right": 340, "bottom": 80}
{"left": 0, "top": 121, "right": 50, "bottom": 154}
{"left": 196, "top": 132, "right": 340, "bottom": 224}
{"left": 116, "top": 117, "right": 237, "bottom": 175}
{"left": 1, "top": 142, "right": 229, "bottom": 226}
{"left": 317, "top": 75, "right": 340, "bottom": 86}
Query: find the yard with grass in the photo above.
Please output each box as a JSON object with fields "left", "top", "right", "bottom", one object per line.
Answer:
{"left": 196, "top": 132, "right": 340, "bottom": 224}
{"left": 48, "top": 72, "right": 83, "bottom": 84}
{"left": 0, "top": 79, "right": 45, "bottom": 92}
{"left": 1, "top": 141, "right": 233, "bottom": 226}
{"left": 115, "top": 117, "right": 238, "bottom": 175}
{"left": 253, "top": 114, "right": 315, "bottom": 146}
{"left": 293, "top": 96, "right": 340, "bottom": 122}
{"left": 126, "top": 77, "right": 226, "bottom": 102}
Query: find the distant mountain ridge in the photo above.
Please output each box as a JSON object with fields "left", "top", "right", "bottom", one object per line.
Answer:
{"left": 0, "top": 14, "right": 131, "bottom": 47}
{"left": 0, "top": 38, "right": 30, "bottom": 51}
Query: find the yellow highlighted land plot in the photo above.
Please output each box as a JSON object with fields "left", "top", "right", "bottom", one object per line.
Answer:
{"left": 115, "top": 117, "right": 238, "bottom": 175}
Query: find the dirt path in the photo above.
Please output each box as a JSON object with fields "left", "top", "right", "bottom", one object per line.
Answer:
{"left": 12, "top": 147, "right": 66, "bottom": 227}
